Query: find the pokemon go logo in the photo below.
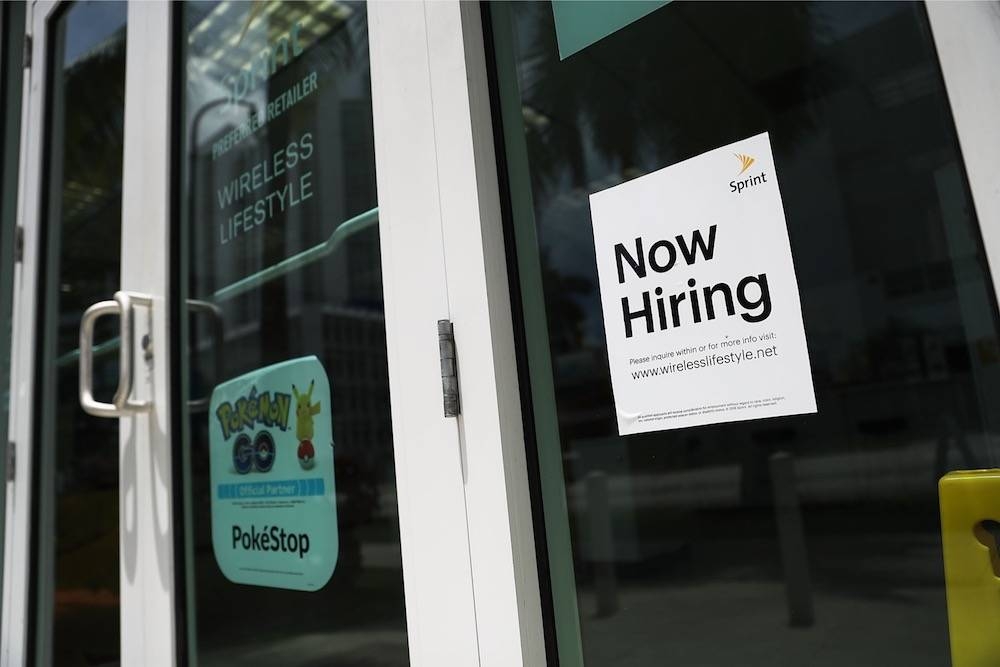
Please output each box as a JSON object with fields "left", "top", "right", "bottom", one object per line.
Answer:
{"left": 214, "top": 382, "right": 325, "bottom": 474}
{"left": 215, "top": 387, "right": 292, "bottom": 475}
{"left": 215, "top": 387, "right": 291, "bottom": 440}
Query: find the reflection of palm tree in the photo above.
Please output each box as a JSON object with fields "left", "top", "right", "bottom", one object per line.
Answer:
{"left": 184, "top": 1, "right": 362, "bottom": 109}
{"left": 515, "top": 2, "right": 828, "bottom": 196}
{"left": 62, "top": 35, "right": 127, "bottom": 183}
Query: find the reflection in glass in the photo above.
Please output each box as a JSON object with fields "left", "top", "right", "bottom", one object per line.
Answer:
{"left": 33, "top": 2, "right": 128, "bottom": 665}
{"left": 179, "top": 2, "right": 407, "bottom": 663}
{"left": 491, "top": 2, "right": 1000, "bottom": 665}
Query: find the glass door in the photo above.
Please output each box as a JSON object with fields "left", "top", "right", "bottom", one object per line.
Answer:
{"left": 175, "top": 2, "right": 407, "bottom": 662}
{"left": 488, "top": 2, "right": 1000, "bottom": 666}
{"left": 5, "top": 1, "right": 506, "bottom": 665}
{"left": 3, "top": 1, "right": 128, "bottom": 664}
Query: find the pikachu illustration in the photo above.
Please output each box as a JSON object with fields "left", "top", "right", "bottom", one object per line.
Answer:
{"left": 292, "top": 380, "right": 321, "bottom": 470}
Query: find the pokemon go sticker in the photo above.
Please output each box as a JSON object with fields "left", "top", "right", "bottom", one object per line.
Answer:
{"left": 209, "top": 355, "right": 338, "bottom": 591}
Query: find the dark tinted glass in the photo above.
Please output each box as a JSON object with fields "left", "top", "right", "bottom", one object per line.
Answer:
{"left": 178, "top": 2, "right": 408, "bottom": 663}
{"left": 34, "top": 1, "right": 127, "bottom": 664}
{"left": 490, "top": 2, "right": 1000, "bottom": 665}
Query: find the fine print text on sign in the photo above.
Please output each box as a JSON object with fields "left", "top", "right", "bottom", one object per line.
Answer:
{"left": 209, "top": 356, "right": 338, "bottom": 591}
{"left": 589, "top": 132, "right": 817, "bottom": 435}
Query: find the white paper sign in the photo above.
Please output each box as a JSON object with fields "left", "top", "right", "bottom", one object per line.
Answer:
{"left": 590, "top": 132, "right": 816, "bottom": 435}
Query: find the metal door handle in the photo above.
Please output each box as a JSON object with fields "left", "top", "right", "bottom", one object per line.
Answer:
{"left": 79, "top": 290, "right": 153, "bottom": 417}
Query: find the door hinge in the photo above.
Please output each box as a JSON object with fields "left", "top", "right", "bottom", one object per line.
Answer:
{"left": 23, "top": 34, "right": 32, "bottom": 69}
{"left": 438, "top": 320, "right": 460, "bottom": 417}
{"left": 6, "top": 441, "right": 14, "bottom": 481}
{"left": 14, "top": 226, "right": 23, "bottom": 263}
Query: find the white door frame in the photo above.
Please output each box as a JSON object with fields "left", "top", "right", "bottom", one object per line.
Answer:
{"left": 370, "top": 2, "right": 544, "bottom": 665}
{"left": 119, "top": 1, "right": 176, "bottom": 665}
{"left": 2, "top": 1, "right": 57, "bottom": 663}
{"left": 927, "top": 2, "right": 1000, "bottom": 304}
{"left": 423, "top": 3, "right": 546, "bottom": 664}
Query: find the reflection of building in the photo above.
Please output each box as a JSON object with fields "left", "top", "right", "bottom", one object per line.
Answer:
{"left": 535, "top": 7, "right": 1000, "bottom": 507}
{"left": 342, "top": 99, "right": 381, "bottom": 305}
{"left": 181, "top": 0, "right": 388, "bottom": 482}
{"left": 171, "top": 4, "right": 405, "bottom": 659}
{"left": 323, "top": 308, "right": 392, "bottom": 454}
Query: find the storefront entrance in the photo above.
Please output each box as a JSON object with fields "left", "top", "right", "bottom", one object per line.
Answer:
{"left": 2, "top": 2, "right": 1000, "bottom": 666}
{"left": 2, "top": 1, "right": 540, "bottom": 665}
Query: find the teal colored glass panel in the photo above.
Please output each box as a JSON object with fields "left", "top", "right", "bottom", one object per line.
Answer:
{"left": 551, "top": 0, "right": 669, "bottom": 59}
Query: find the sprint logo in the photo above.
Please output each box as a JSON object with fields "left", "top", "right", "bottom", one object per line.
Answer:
{"left": 730, "top": 152, "right": 768, "bottom": 194}
{"left": 735, "top": 153, "right": 755, "bottom": 176}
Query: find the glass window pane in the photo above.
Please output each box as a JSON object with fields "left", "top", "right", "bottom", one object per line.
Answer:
{"left": 489, "top": 2, "right": 1000, "bottom": 665}
{"left": 178, "top": 2, "right": 408, "bottom": 663}
{"left": 32, "top": 2, "right": 128, "bottom": 664}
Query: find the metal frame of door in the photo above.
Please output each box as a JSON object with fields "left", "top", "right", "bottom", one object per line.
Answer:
{"left": 0, "top": 0, "right": 27, "bottom": 640}
{"left": 370, "top": 3, "right": 545, "bottom": 665}
{"left": 2, "top": 1, "right": 57, "bottom": 662}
